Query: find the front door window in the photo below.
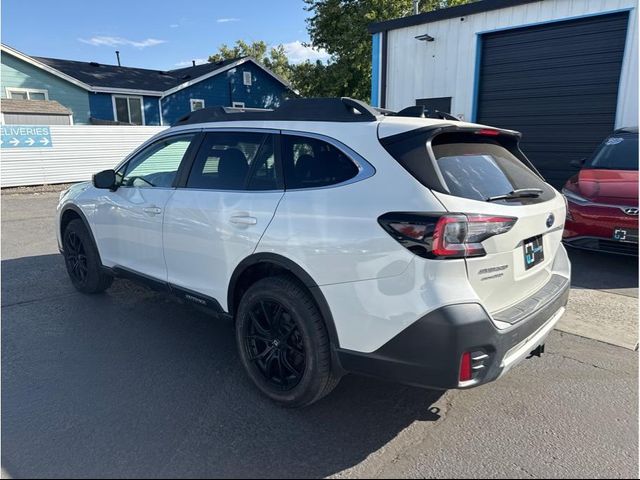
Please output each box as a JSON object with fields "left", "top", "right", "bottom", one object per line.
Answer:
{"left": 121, "top": 135, "right": 194, "bottom": 188}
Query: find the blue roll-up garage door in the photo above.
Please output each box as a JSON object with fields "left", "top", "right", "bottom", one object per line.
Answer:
{"left": 476, "top": 11, "right": 629, "bottom": 187}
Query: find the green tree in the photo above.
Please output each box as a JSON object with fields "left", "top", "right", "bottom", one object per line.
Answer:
{"left": 208, "top": 40, "right": 293, "bottom": 82}
{"left": 303, "top": 0, "right": 473, "bottom": 101}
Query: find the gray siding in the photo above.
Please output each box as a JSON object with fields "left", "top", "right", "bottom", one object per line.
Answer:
{"left": 3, "top": 113, "right": 72, "bottom": 125}
{"left": 1, "top": 54, "right": 91, "bottom": 124}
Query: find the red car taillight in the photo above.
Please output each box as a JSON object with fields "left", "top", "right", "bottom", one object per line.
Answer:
{"left": 379, "top": 212, "right": 517, "bottom": 259}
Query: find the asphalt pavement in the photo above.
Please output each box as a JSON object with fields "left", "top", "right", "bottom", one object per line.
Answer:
{"left": 1, "top": 189, "right": 638, "bottom": 479}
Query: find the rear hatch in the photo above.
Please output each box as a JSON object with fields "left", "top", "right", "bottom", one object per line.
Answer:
{"left": 380, "top": 123, "right": 566, "bottom": 314}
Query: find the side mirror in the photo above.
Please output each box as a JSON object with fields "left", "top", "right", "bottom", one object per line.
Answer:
{"left": 570, "top": 158, "right": 586, "bottom": 168}
{"left": 93, "top": 169, "right": 117, "bottom": 190}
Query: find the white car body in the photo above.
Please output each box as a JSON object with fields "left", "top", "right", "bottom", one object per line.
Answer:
{"left": 57, "top": 99, "right": 570, "bottom": 391}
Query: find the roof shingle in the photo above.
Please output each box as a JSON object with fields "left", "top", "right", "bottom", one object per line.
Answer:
{"left": 32, "top": 56, "right": 244, "bottom": 92}
{"left": 1, "top": 98, "right": 72, "bottom": 115}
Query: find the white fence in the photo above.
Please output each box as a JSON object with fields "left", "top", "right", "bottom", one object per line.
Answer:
{"left": 1, "top": 125, "right": 167, "bottom": 187}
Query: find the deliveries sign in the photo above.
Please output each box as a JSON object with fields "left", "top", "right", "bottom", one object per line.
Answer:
{"left": 1, "top": 125, "right": 52, "bottom": 148}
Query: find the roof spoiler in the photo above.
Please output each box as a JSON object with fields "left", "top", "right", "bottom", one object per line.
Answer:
{"left": 376, "top": 104, "right": 460, "bottom": 121}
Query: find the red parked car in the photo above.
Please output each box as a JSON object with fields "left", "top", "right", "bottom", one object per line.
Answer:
{"left": 562, "top": 127, "right": 639, "bottom": 255}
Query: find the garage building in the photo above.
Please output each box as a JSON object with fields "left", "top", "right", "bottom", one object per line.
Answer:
{"left": 369, "top": 0, "right": 638, "bottom": 186}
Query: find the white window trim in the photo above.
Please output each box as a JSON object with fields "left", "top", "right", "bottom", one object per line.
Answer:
{"left": 243, "top": 71, "right": 252, "bottom": 86}
{"left": 112, "top": 95, "right": 146, "bottom": 125}
{"left": 190, "top": 98, "right": 205, "bottom": 111}
{"left": 232, "top": 102, "right": 245, "bottom": 108}
{"left": 6, "top": 87, "right": 49, "bottom": 100}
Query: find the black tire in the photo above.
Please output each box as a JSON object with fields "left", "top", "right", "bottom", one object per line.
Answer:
{"left": 62, "top": 219, "right": 113, "bottom": 294}
{"left": 235, "top": 275, "right": 340, "bottom": 407}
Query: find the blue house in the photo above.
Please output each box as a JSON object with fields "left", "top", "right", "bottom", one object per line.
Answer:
{"left": 1, "top": 44, "right": 292, "bottom": 126}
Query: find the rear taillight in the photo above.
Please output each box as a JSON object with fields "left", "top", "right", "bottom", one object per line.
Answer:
{"left": 379, "top": 212, "right": 517, "bottom": 259}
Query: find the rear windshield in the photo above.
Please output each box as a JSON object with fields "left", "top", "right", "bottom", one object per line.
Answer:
{"left": 587, "top": 133, "right": 638, "bottom": 170}
{"left": 382, "top": 130, "right": 553, "bottom": 204}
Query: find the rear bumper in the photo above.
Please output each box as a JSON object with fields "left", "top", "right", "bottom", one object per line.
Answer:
{"left": 564, "top": 201, "right": 638, "bottom": 255}
{"left": 337, "top": 275, "right": 570, "bottom": 390}
{"left": 563, "top": 200, "right": 638, "bottom": 255}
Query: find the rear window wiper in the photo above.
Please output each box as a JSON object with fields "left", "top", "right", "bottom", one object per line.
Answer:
{"left": 486, "top": 188, "right": 543, "bottom": 202}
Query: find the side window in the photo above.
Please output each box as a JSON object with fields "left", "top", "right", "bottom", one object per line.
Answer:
{"left": 281, "top": 135, "right": 359, "bottom": 189}
{"left": 121, "top": 135, "right": 194, "bottom": 188}
{"left": 187, "top": 132, "right": 279, "bottom": 190}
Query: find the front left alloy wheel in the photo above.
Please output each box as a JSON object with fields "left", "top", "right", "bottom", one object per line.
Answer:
{"left": 63, "top": 219, "right": 113, "bottom": 294}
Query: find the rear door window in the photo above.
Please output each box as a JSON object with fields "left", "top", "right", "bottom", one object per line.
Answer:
{"left": 281, "top": 134, "right": 359, "bottom": 189}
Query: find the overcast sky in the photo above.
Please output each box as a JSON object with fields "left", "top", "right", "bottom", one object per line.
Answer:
{"left": 2, "top": 0, "right": 330, "bottom": 70}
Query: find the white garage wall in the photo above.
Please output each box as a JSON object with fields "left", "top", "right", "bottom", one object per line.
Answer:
{"left": 1, "top": 125, "right": 166, "bottom": 187}
{"left": 385, "top": 0, "right": 638, "bottom": 127}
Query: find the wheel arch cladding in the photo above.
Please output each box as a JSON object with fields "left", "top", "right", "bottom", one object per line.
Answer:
{"left": 60, "top": 207, "right": 82, "bottom": 238}
{"left": 60, "top": 205, "right": 101, "bottom": 262}
{"left": 228, "top": 253, "right": 341, "bottom": 348}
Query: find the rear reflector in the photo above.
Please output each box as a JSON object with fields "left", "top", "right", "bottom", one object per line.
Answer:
{"left": 459, "top": 352, "right": 473, "bottom": 382}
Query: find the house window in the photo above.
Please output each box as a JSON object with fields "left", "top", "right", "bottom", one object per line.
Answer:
{"left": 232, "top": 102, "right": 245, "bottom": 108}
{"left": 190, "top": 99, "right": 205, "bottom": 111}
{"left": 6, "top": 88, "right": 49, "bottom": 101}
{"left": 112, "top": 95, "right": 145, "bottom": 125}
{"left": 243, "top": 71, "right": 252, "bottom": 86}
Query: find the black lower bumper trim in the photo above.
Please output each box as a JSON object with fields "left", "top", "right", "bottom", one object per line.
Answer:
{"left": 564, "top": 237, "right": 638, "bottom": 256}
{"left": 337, "top": 279, "right": 570, "bottom": 390}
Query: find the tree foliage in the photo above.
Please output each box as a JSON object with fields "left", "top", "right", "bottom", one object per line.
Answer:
{"left": 208, "top": 40, "right": 292, "bottom": 82}
{"left": 303, "top": 0, "right": 472, "bottom": 100}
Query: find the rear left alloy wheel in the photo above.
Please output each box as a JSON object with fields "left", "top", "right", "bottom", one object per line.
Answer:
{"left": 235, "top": 275, "right": 339, "bottom": 407}
{"left": 63, "top": 219, "right": 113, "bottom": 294}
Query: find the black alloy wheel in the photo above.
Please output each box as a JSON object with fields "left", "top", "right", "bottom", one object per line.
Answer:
{"left": 235, "top": 275, "right": 340, "bottom": 407}
{"left": 245, "top": 299, "right": 306, "bottom": 391}
{"left": 62, "top": 218, "right": 113, "bottom": 294}
{"left": 64, "top": 229, "right": 89, "bottom": 285}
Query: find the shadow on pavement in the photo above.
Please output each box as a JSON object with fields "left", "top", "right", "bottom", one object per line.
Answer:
{"left": 566, "top": 246, "right": 638, "bottom": 293}
{"left": 1, "top": 254, "right": 444, "bottom": 478}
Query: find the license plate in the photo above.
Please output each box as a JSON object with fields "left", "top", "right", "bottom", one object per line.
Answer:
{"left": 613, "top": 228, "right": 639, "bottom": 243}
{"left": 523, "top": 235, "right": 544, "bottom": 270}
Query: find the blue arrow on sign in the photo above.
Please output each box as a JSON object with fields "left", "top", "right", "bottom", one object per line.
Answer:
{"left": 1, "top": 125, "right": 53, "bottom": 148}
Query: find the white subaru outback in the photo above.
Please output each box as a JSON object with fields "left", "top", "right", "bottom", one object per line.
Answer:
{"left": 57, "top": 98, "right": 570, "bottom": 407}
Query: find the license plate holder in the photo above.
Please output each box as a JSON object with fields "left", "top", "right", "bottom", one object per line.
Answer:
{"left": 613, "top": 228, "right": 639, "bottom": 243}
{"left": 523, "top": 234, "right": 544, "bottom": 270}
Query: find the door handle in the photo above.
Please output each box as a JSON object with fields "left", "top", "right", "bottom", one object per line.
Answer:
{"left": 143, "top": 206, "right": 162, "bottom": 216}
{"left": 230, "top": 215, "right": 257, "bottom": 225}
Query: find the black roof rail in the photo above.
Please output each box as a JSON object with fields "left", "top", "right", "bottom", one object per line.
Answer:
{"left": 173, "top": 97, "right": 379, "bottom": 126}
